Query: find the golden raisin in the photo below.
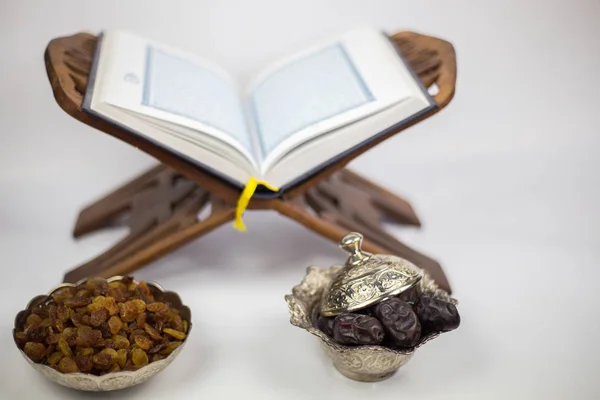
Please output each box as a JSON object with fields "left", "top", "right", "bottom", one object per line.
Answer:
{"left": 163, "top": 328, "right": 187, "bottom": 341}
{"left": 87, "top": 302, "right": 104, "bottom": 313}
{"left": 131, "top": 348, "right": 148, "bottom": 368}
{"left": 116, "top": 349, "right": 128, "bottom": 368}
{"left": 62, "top": 327, "right": 78, "bottom": 347}
{"left": 86, "top": 278, "right": 110, "bottom": 296}
{"left": 109, "top": 364, "right": 121, "bottom": 373}
{"left": 152, "top": 354, "right": 166, "bottom": 362}
{"left": 112, "top": 335, "right": 130, "bottom": 350}
{"left": 119, "top": 301, "right": 143, "bottom": 322}
{"left": 24, "top": 342, "right": 46, "bottom": 362}
{"left": 143, "top": 323, "right": 162, "bottom": 341}
{"left": 25, "top": 314, "right": 43, "bottom": 331}
{"left": 52, "top": 287, "right": 76, "bottom": 303}
{"left": 58, "top": 337, "right": 73, "bottom": 357}
{"left": 58, "top": 357, "right": 79, "bottom": 373}
{"left": 146, "top": 302, "right": 169, "bottom": 315}
{"left": 107, "top": 316, "right": 123, "bottom": 335}
{"left": 182, "top": 320, "right": 189, "bottom": 333}
{"left": 104, "top": 297, "right": 119, "bottom": 316}
{"left": 159, "top": 341, "right": 182, "bottom": 355}
{"left": 56, "top": 305, "right": 70, "bottom": 322}
{"left": 101, "top": 348, "right": 118, "bottom": 363}
{"left": 47, "top": 351, "right": 63, "bottom": 365}
{"left": 134, "top": 335, "right": 152, "bottom": 351}
{"left": 77, "top": 347, "right": 95, "bottom": 357}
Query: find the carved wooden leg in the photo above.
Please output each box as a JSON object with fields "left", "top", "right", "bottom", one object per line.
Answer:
{"left": 64, "top": 166, "right": 235, "bottom": 282}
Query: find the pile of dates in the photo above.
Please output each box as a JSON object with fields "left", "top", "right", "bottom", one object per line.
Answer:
{"left": 314, "top": 290, "right": 460, "bottom": 349}
{"left": 14, "top": 277, "right": 189, "bottom": 375}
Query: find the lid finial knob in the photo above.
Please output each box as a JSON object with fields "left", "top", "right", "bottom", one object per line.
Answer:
{"left": 339, "top": 232, "right": 372, "bottom": 266}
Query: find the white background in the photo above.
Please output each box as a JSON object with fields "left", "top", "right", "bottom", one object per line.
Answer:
{"left": 1, "top": 1, "right": 599, "bottom": 399}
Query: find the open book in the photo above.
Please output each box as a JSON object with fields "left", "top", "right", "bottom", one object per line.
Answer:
{"left": 84, "top": 27, "right": 436, "bottom": 195}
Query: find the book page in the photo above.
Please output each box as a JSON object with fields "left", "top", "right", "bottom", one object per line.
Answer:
{"left": 248, "top": 28, "right": 415, "bottom": 172}
{"left": 97, "top": 30, "right": 255, "bottom": 162}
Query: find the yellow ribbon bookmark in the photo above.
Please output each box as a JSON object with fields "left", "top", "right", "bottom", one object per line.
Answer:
{"left": 233, "top": 177, "right": 279, "bottom": 231}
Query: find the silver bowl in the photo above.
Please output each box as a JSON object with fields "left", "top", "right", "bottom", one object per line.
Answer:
{"left": 13, "top": 276, "right": 192, "bottom": 391}
{"left": 285, "top": 266, "right": 457, "bottom": 382}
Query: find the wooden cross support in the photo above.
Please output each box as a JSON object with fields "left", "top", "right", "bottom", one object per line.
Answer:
{"left": 45, "top": 30, "right": 457, "bottom": 293}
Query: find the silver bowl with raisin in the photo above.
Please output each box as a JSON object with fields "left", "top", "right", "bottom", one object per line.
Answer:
{"left": 13, "top": 276, "right": 192, "bottom": 391}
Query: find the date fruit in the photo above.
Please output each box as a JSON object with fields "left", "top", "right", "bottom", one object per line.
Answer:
{"left": 373, "top": 298, "right": 421, "bottom": 348}
{"left": 414, "top": 296, "right": 460, "bottom": 333}
{"left": 333, "top": 313, "right": 385, "bottom": 345}
{"left": 315, "top": 313, "right": 335, "bottom": 337}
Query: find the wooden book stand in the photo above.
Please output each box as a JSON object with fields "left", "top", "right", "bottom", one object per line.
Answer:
{"left": 45, "top": 30, "right": 457, "bottom": 293}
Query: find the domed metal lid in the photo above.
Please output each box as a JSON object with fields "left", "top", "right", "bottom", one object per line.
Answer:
{"left": 320, "top": 232, "right": 423, "bottom": 317}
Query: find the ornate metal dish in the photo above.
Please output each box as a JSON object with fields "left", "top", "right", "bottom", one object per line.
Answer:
{"left": 13, "top": 276, "right": 191, "bottom": 391}
{"left": 286, "top": 264, "right": 456, "bottom": 382}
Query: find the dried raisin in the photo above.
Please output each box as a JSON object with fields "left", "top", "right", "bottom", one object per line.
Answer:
{"left": 90, "top": 308, "right": 108, "bottom": 327}
{"left": 58, "top": 337, "right": 73, "bottom": 357}
{"left": 131, "top": 348, "right": 148, "bottom": 367}
{"left": 77, "top": 347, "right": 95, "bottom": 357}
{"left": 136, "top": 312, "right": 147, "bottom": 329}
{"left": 64, "top": 295, "right": 91, "bottom": 308}
{"left": 107, "top": 316, "right": 123, "bottom": 335}
{"left": 163, "top": 328, "right": 186, "bottom": 341}
{"left": 58, "top": 357, "right": 79, "bottom": 373}
{"left": 146, "top": 302, "right": 169, "bottom": 315}
{"left": 112, "top": 335, "right": 130, "bottom": 350}
{"left": 134, "top": 335, "right": 152, "bottom": 350}
{"left": 76, "top": 328, "right": 102, "bottom": 347}
{"left": 14, "top": 332, "right": 28, "bottom": 347}
{"left": 52, "top": 287, "right": 76, "bottom": 303}
{"left": 115, "top": 349, "right": 128, "bottom": 368}
{"left": 91, "top": 352, "right": 112, "bottom": 370}
{"left": 47, "top": 351, "right": 63, "bottom": 365}
{"left": 143, "top": 323, "right": 162, "bottom": 341}
{"left": 24, "top": 342, "right": 46, "bottom": 362}
{"left": 159, "top": 341, "right": 182, "bottom": 355}
{"left": 75, "top": 354, "right": 93, "bottom": 372}
{"left": 119, "top": 300, "right": 144, "bottom": 322}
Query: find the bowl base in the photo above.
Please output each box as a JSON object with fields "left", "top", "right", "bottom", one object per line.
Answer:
{"left": 334, "top": 364, "right": 397, "bottom": 382}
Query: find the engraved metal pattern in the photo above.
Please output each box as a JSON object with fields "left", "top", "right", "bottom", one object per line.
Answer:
{"left": 321, "top": 233, "right": 424, "bottom": 316}
{"left": 13, "top": 276, "right": 191, "bottom": 392}
{"left": 285, "top": 265, "right": 457, "bottom": 382}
